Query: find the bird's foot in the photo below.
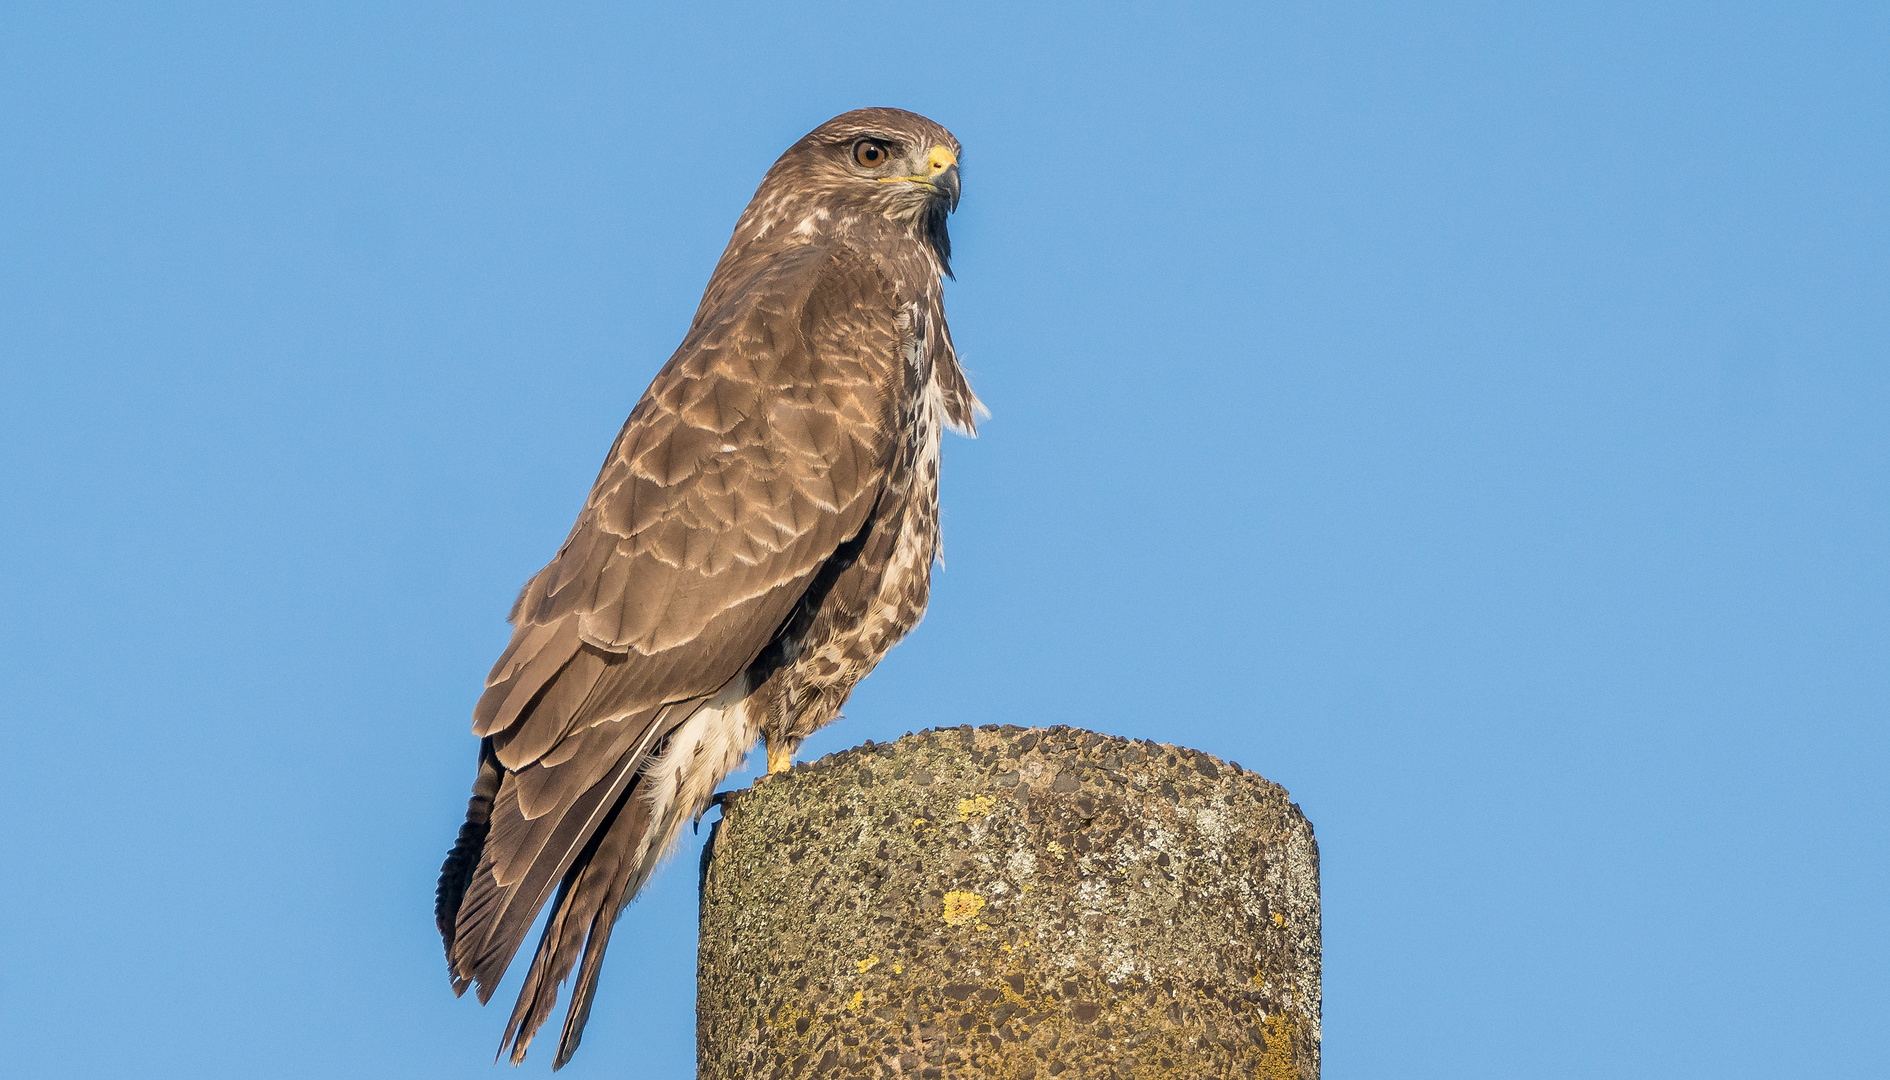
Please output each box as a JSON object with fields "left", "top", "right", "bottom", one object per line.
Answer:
{"left": 693, "top": 790, "right": 733, "bottom": 834}
{"left": 763, "top": 733, "right": 801, "bottom": 776}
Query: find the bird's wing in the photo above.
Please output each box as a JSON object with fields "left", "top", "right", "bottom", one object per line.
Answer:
{"left": 438, "top": 243, "right": 908, "bottom": 1014}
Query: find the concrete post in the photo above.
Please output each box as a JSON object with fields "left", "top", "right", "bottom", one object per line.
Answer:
{"left": 697, "top": 725, "right": 1320, "bottom": 1079}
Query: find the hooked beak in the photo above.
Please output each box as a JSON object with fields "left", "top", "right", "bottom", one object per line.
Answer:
{"left": 935, "top": 162, "right": 961, "bottom": 212}
{"left": 878, "top": 144, "right": 960, "bottom": 212}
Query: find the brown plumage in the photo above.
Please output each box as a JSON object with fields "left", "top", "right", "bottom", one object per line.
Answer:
{"left": 434, "top": 107, "right": 981, "bottom": 1068}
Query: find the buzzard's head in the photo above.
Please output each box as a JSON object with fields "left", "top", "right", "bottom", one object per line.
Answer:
{"left": 756, "top": 107, "right": 962, "bottom": 273}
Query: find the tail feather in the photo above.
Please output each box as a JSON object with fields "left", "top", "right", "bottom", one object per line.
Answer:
{"left": 499, "top": 785, "right": 655, "bottom": 1067}
{"left": 438, "top": 681, "right": 749, "bottom": 1066}
{"left": 449, "top": 726, "right": 650, "bottom": 1000}
{"left": 554, "top": 789, "right": 682, "bottom": 1068}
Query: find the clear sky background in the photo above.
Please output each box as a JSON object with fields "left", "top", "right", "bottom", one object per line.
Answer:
{"left": 3, "top": 3, "right": 1884, "bottom": 1077}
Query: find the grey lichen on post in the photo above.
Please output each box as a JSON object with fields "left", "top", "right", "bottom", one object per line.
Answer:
{"left": 697, "top": 725, "right": 1320, "bottom": 1079}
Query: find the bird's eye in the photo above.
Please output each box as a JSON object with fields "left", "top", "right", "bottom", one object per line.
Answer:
{"left": 853, "top": 140, "right": 889, "bottom": 168}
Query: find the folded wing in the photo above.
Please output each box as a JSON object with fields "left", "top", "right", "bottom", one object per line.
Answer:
{"left": 436, "top": 245, "right": 906, "bottom": 1065}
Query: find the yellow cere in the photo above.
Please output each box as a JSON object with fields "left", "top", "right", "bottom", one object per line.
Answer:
{"left": 941, "top": 890, "right": 986, "bottom": 926}
{"left": 1273, "top": 911, "right": 1286, "bottom": 927}
{"left": 877, "top": 145, "right": 958, "bottom": 184}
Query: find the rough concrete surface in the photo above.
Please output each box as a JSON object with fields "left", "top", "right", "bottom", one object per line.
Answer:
{"left": 697, "top": 725, "right": 1320, "bottom": 1079}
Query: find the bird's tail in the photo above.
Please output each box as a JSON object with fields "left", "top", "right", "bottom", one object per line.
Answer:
{"left": 436, "top": 684, "right": 753, "bottom": 1067}
{"left": 499, "top": 778, "right": 657, "bottom": 1067}
{"left": 499, "top": 685, "right": 755, "bottom": 1067}
{"left": 436, "top": 712, "right": 669, "bottom": 1066}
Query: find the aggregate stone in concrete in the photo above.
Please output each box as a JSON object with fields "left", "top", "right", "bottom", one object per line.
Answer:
{"left": 697, "top": 724, "right": 1320, "bottom": 1079}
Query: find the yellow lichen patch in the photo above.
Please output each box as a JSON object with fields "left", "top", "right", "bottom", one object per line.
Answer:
{"left": 847, "top": 989, "right": 865, "bottom": 1012}
{"left": 764, "top": 999, "right": 814, "bottom": 1045}
{"left": 1272, "top": 911, "right": 1286, "bottom": 928}
{"left": 957, "top": 794, "right": 996, "bottom": 821}
{"left": 856, "top": 955, "right": 881, "bottom": 974}
{"left": 1259, "top": 1011, "right": 1298, "bottom": 1080}
{"left": 942, "top": 889, "right": 986, "bottom": 925}
{"left": 891, "top": 963, "right": 903, "bottom": 974}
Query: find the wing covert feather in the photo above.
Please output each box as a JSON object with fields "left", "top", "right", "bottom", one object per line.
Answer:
{"left": 472, "top": 245, "right": 903, "bottom": 758}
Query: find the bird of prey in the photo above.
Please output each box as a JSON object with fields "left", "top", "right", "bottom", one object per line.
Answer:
{"left": 434, "top": 108, "right": 981, "bottom": 1068}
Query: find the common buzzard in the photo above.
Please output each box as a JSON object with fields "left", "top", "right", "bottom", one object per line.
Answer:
{"left": 434, "top": 107, "right": 981, "bottom": 1067}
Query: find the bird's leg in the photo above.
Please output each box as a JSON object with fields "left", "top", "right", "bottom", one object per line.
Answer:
{"left": 763, "top": 732, "right": 801, "bottom": 775}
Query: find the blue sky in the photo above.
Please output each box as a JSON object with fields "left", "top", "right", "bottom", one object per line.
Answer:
{"left": 2, "top": 3, "right": 1885, "bottom": 1077}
